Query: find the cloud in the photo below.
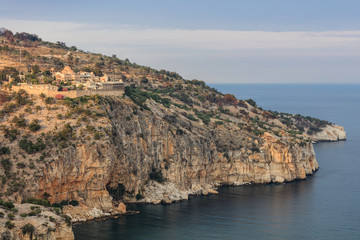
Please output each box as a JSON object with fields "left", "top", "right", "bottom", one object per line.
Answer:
{"left": 2, "top": 19, "right": 360, "bottom": 52}
{"left": 1, "top": 19, "right": 360, "bottom": 83}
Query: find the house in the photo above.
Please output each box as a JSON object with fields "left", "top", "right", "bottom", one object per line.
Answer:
{"left": 54, "top": 66, "right": 76, "bottom": 82}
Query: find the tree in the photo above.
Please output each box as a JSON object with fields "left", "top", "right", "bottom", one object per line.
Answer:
{"left": 31, "top": 65, "right": 41, "bottom": 75}
{"left": 92, "top": 68, "right": 103, "bottom": 77}
{"left": 22, "top": 223, "right": 35, "bottom": 238}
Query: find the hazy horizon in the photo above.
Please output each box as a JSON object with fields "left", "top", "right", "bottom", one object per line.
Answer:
{"left": 1, "top": 0, "right": 359, "bottom": 84}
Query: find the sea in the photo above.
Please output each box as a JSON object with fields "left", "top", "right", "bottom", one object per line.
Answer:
{"left": 73, "top": 84, "right": 360, "bottom": 240}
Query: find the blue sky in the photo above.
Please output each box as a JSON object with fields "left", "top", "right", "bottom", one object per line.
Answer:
{"left": 1, "top": 0, "right": 360, "bottom": 83}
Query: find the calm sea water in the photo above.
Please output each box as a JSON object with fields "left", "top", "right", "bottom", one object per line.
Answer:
{"left": 73, "top": 84, "right": 360, "bottom": 240}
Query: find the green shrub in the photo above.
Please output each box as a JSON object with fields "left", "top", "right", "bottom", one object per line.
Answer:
{"left": 186, "top": 114, "right": 198, "bottom": 122}
{"left": 61, "top": 214, "right": 72, "bottom": 226}
{"left": 16, "top": 162, "right": 26, "bottom": 169}
{"left": 20, "top": 213, "right": 28, "bottom": 218}
{"left": 22, "top": 223, "right": 35, "bottom": 235}
{"left": 195, "top": 110, "right": 212, "bottom": 125}
{"left": 2, "top": 127, "right": 19, "bottom": 141}
{"left": 136, "top": 192, "right": 144, "bottom": 200}
{"left": 28, "top": 209, "right": 41, "bottom": 216}
{"left": 0, "top": 146, "right": 10, "bottom": 155}
{"left": 19, "top": 138, "right": 46, "bottom": 154}
{"left": 106, "top": 184, "right": 125, "bottom": 201}
{"left": 28, "top": 119, "right": 41, "bottom": 132}
{"left": 45, "top": 97, "right": 55, "bottom": 104}
{"left": 69, "top": 200, "right": 79, "bottom": 206}
{"left": 215, "top": 121, "right": 224, "bottom": 125}
{"left": 29, "top": 162, "right": 35, "bottom": 169}
{"left": 0, "top": 103, "right": 17, "bottom": 115}
{"left": 94, "top": 132, "right": 100, "bottom": 140}
{"left": 53, "top": 123, "right": 73, "bottom": 142}
{"left": 7, "top": 213, "right": 14, "bottom": 220}
{"left": 5, "top": 220, "right": 15, "bottom": 229}
{"left": 14, "top": 90, "right": 29, "bottom": 105}
{"left": 11, "top": 115, "right": 27, "bottom": 127}
{"left": 149, "top": 169, "right": 165, "bottom": 183}
{"left": 245, "top": 99, "right": 257, "bottom": 107}
{"left": 125, "top": 85, "right": 171, "bottom": 108}
{"left": 25, "top": 197, "right": 50, "bottom": 207}
{"left": 1, "top": 158, "right": 12, "bottom": 172}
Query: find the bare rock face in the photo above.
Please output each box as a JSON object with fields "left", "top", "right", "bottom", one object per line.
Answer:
{"left": 310, "top": 125, "right": 346, "bottom": 142}
{"left": 33, "top": 98, "right": 323, "bottom": 212}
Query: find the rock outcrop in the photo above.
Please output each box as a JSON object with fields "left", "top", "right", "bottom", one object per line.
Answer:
{"left": 310, "top": 124, "right": 346, "bottom": 142}
{"left": 0, "top": 204, "right": 74, "bottom": 240}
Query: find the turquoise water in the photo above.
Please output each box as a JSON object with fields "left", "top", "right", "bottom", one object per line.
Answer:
{"left": 73, "top": 84, "right": 360, "bottom": 240}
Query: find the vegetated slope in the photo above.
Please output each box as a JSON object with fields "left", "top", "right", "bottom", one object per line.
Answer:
{"left": 0, "top": 29, "right": 346, "bottom": 236}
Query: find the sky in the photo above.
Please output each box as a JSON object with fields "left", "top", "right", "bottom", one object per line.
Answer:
{"left": 0, "top": 0, "right": 360, "bottom": 83}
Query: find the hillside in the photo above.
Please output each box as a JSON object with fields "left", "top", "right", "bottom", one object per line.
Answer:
{"left": 0, "top": 29, "right": 346, "bottom": 239}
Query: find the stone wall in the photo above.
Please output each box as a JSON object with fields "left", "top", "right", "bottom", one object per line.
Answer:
{"left": 10, "top": 84, "right": 124, "bottom": 98}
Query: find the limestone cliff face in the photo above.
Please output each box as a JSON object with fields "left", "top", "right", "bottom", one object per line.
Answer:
{"left": 35, "top": 97, "right": 321, "bottom": 218}
{"left": 310, "top": 124, "right": 346, "bottom": 142}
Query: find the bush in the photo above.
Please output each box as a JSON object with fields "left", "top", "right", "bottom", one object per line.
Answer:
{"left": 19, "top": 138, "right": 46, "bottom": 154}
{"left": 16, "top": 162, "right": 26, "bottom": 169}
{"left": 0, "top": 200, "right": 14, "bottom": 210}
{"left": 149, "top": 169, "right": 165, "bottom": 183}
{"left": 195, "top": 110, "right": 212, "bottom": 125}
{"left": 136, "top": 192, "right": 144, "bottom": 200}
{"left": 125, "top": 85, "right": 171, "bottom": 108}
{"left": 53, "top": 123, "right": 73, "bottom": 142}
{"left": 45, "top": 97, "right": 55, "bottom": 104}
{"left": 5, "top": 220, "right": 15, "bottom": 229}
{"left": 22, "top": 223, "right": 35, "bottom": 235}
{"left": 0, "top": 146, "right": 10, "bottom": 155}
{"left": 24, "top": 197, "right": 50, "bottom": 207}
{"left": 61, "top": 214, "right": 72, "bottom": 226}
{"left": 14, "top": 90, "right": 29, "bottom": 105}
{"left": 106, "top": 183, "right": 126, "bottom": 201}
{"left": 2, "top": 127, "right": 19, "bottom": 141}
{"left": 69, "top": 200, "right": 79, "bottom": 206}
{"left": 1, "top": 158, "right": 12, "bottom": 172}
{"left": 12, "top": 115, "right": 27, "bottom": 127}
{"left": 186, "top": 114, "right": 198, "bottom": 122}
{"left": 215, "top": 121, "right": 224, "bottom": 125}
{"left": 0, "top": 103, "right": 17, "bottom": 116}
{"left": 94, "top": 132, "right": 100, "bottom": 140}
{"left": 245, "top": 99, "right": 257, "bottom": 107}
{"left": 28, "top": 119, "right": 41, "bottom": 132}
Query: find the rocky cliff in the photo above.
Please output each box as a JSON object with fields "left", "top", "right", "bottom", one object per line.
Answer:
{"left": 0, "top": 86, "right": 346, "bottom": 239}
{"left": 0, "top": 30, "right": 346, "bottom": 239}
